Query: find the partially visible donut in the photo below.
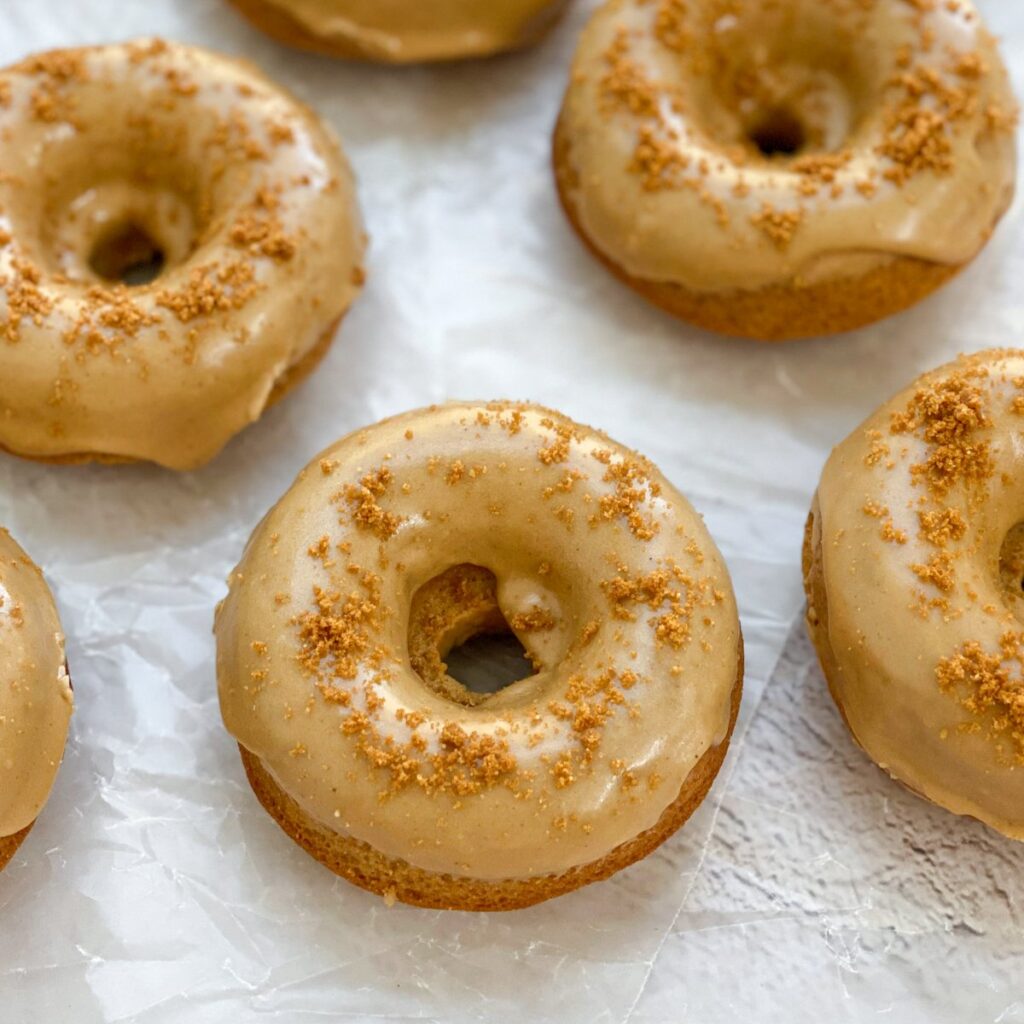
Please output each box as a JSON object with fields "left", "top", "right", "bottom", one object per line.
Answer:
{"left": 216, "top": 402, "right": 743, "bottom": 910}
{"left": 0, "top": 40, "right": 365, "bottom": 469}
{"left": 0, "top": 527, "right": 72, "bottom": 871}
{"left": 227, "top": 0, "right": 572, "bottom": 63}
{"left": 805, "top": 350, "right": 1024, "bottom": 839}
{"left": 555, "top": 0, "right": 1017, "bottom": 341}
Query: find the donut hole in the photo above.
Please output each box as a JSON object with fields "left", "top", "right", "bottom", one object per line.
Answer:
{"left": 445, "top": 631, "right": 535, "bottom": 696}
{"left": 29, "top": 145, "right": 206, "bottom": 285}
{"left": 88, "top": 220, "right": 167, "bottom": 285}
{"left": 688, "top": 4, "right": 882, "bottom": 160}
{"left": 408, "top": 564, "right": 543, "bottom": 706}
{"left": 747, "top": 106, "right": 808, "bottom": 157}
{"left": 998, "top": 523, "right": 1024, "bottom": 610}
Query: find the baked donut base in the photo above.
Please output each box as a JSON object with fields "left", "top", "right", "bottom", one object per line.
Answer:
{"left": 0, "top": 823, "right": 32, "bottom": 872}
{"left": 802, "top": 501, "right": 997, "bottom": 829}
{"left": 802, "top": 499, "right": 848, "bottom": 721}
{"left": 0, "top": 315, "right": 343, "bottom": 469}
{"left": 553, "top": 117, "right": 965, "bottom": 342}
{"left": 239, "top": 644, "right": 743, "bottom": 912}
{"left": 226, "top": 0, "right": 570, "bottom": 63}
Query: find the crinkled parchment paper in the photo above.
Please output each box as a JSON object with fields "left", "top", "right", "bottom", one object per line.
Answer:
{"left": 1, "top": 1, "right": 1023, "bottom": 1021}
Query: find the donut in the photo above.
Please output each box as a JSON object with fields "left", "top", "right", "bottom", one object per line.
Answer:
{"left": 0, "top": 40, "right": 365, "bottom": 470}
{"left": 554, "top": 0, "right": 1017, "bottom": 341}
{"left": 216, "top": 402, "right": 743, "bottom": 910}
{"left": 226, "top": 0, "right": 571, "bottom": 63}
{"left": 805, "top": 350, "right": 1024, "bottom": 839}
{"left": 0, "top": 527, "right": 72, "bottom": 871}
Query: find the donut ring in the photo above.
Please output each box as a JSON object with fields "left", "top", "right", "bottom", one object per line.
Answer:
{"left": 0, "top": 527, "right": 72, "bottom": 870}
{"left": 0, "top": 824, "right": 33, "bottom": 872}
{"left": 805, "top": 350, "right": 1024, "bottom": 839}
{"left": 0, "top": 40, "right": 365, "bottom": 470}
{"left": 227, "top": 0, "right": 572, "bottom": 64}
{"left": 216, "top": 402, "right": 743, "bottom": 909}
{"left": 555, "top": 0, "right": 1017, "bottom": 341}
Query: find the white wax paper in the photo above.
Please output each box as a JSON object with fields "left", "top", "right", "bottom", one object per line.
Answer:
{"left": 1, "top": 1, "right": 1022, "bottom": 1021}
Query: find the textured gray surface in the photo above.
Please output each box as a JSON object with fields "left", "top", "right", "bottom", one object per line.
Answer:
{"left": 632, "top": 624, "right": 1024, "bottom": 1023}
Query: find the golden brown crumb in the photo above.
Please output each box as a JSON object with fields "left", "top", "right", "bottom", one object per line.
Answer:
{"left": 340, "top": 466, "right": 403, "bottom": 540}
{"left": 156, "top": 260, "right": 260, "bottom": 323}
{"left": 229, "top": 211, "right": 295, "bottom": 262}
{"left": 600, "top": 29, "right": 660, "bottom": 119}
{"left": 751, "top": 203, "right": 804, "bottom": 248}
{"left": 936, "top": 631, "right": 1024, "bottom": 762}
{"left": 890, "top": 367, "right": 994, "bottom": 496}
{"left": 911, "top": 551, "right": 956, "bottom": 593}
{"left": 593, "top": 452, "right": 661, "bottom": 540}
{"left": 864, "top": 430, "right": 892, "bottom": 468}
{"left": 881, "top": 521, "right": 908, "bottom": 545}
{"left": 601, "top": 561, "right": 719, "bottom": 650}
{"left": 509, "top": 608, "right": 557, "bottom": 632}
{"left": 918, "top": 506, "right": 968, "bottom": 546}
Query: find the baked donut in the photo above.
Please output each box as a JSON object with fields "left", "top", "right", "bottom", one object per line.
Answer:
{"left": 554, "top": 0, "right": 1017, "bottom": 341}
{"left": 0, "top": 40, "right": 365, "bottom": 470}
{"left": 0, "top": 527, "right": 72, "bottom": 871}
{"left": 216, "top": 402, "right": 743, "bottom": 910}
{"left": 805, "top": 350, "right": 1024, "bottom": 839}
{"left": 226, "top": 0, "right": 571, "bottom": 63}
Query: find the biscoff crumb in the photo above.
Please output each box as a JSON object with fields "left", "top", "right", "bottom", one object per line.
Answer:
{"left": 890, "top": 367, "right": 994, "bottom": 496}
{"left": 538, "top": 419, "right": 577, "bottom": 465}
{"left": 509, "top": 608, "right": 557, "bottom": 633}
{"left": 340, "top": 466, "right": 403, "bottom": 540}
{"left": 156, "top": 259, "right": 260, "bottom": 323}
{"left": 601, "top": 561, "right": 719, "bottom": 651}
{"left": 918, "top": 506, "right": 967, "bottom": 546}
{"left": 936, "top": 631, "right": 1024, "bottom": 762}
{"left": 630, "top": 124, "right": 691, "bottom": 190}
{"left": 229, "top": 210, "right": 296, "bottom": 262}
{"left": 881, "top": 520, "right": 908, "bottom": 545}
{"left": 593, "top": 453, "right": 661, "bottom": 541}
{"left": 751, "top": 203, "right": 804, "bottom": 248}
{"left": 600, "top": 29, "right": 660, "bottom": 119}
{"left": 911, "top": 551, "right": 956, "bottom": 593}
{"left": 1, "top": 256, "right": 54, "bottom": 343}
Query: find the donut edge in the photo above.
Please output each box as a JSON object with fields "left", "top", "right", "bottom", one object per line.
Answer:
{"left": 553, "top": 114, "right": 968, "bottom": 343}
{"left": 0, "top": 313, "right": 342, "bottom": 470}
{"left": 225, "top": 0, "right": 570, "bottom": 64}
{"left": 238, "top": 640, "right": 743, "bottom": 912}
{"left": 0, "top": 822, "right": 32, "bottom": 872}
{"left": 803, "top": 499, "right": 1006, "bottom": 833}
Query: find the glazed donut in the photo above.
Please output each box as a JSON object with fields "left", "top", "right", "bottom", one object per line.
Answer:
{"left": 227, "top": 0, "right": 571, "bottom": 63}
{"left": 0, "top": 40, "right": 365, "bottom": 470}
{"left": 805, "top": 350, "right": 1024, "bottom": 839}
{"left": 555, "top": 0, "right": 1017, "bottom": 341}
{"left": 216, "top": 402, "right": 742, "bottom": 910}
{"left": 0, "top": 527, "right": 72, "bottom": 871}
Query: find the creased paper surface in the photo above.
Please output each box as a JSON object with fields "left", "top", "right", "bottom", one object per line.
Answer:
{"left": 1, "top": 1, "right": 1022, "bottom": 1021}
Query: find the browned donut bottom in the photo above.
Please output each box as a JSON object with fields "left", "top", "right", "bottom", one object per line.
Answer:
{"left": 802, "top": 501, "right": 976, "bottom": 818}
{"left": 0, "top": 314, "right": 342, "bottom": 468}
{"left": 553, "top": 117, "right": 965, "bottom": 343}
{"left": 226, "top": 0, "right": 570, "bottom": 63}
{"left": 0, "top": 823, "right": 32, "bottom": 872}
{"left": 239, "top": 658, "right": 741, "bottom": 911}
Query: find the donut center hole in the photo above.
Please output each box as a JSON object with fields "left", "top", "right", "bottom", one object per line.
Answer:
{"left": 689, "top": 5, "right": 881, "bottom": 158}
{"left": 88, "top": 221, "right": 167, "bottom": 285}
{"left": 445, "top": 630, "right": 534, "bottom": 696}
{"left": 408, "top": 564, "right": 539, "bottom": 706}
{"left": 747, "top": 106, "right": 807, "bottom": 157}
{"left": 998, "top": 523, "right": 1024, "bottom": 611}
